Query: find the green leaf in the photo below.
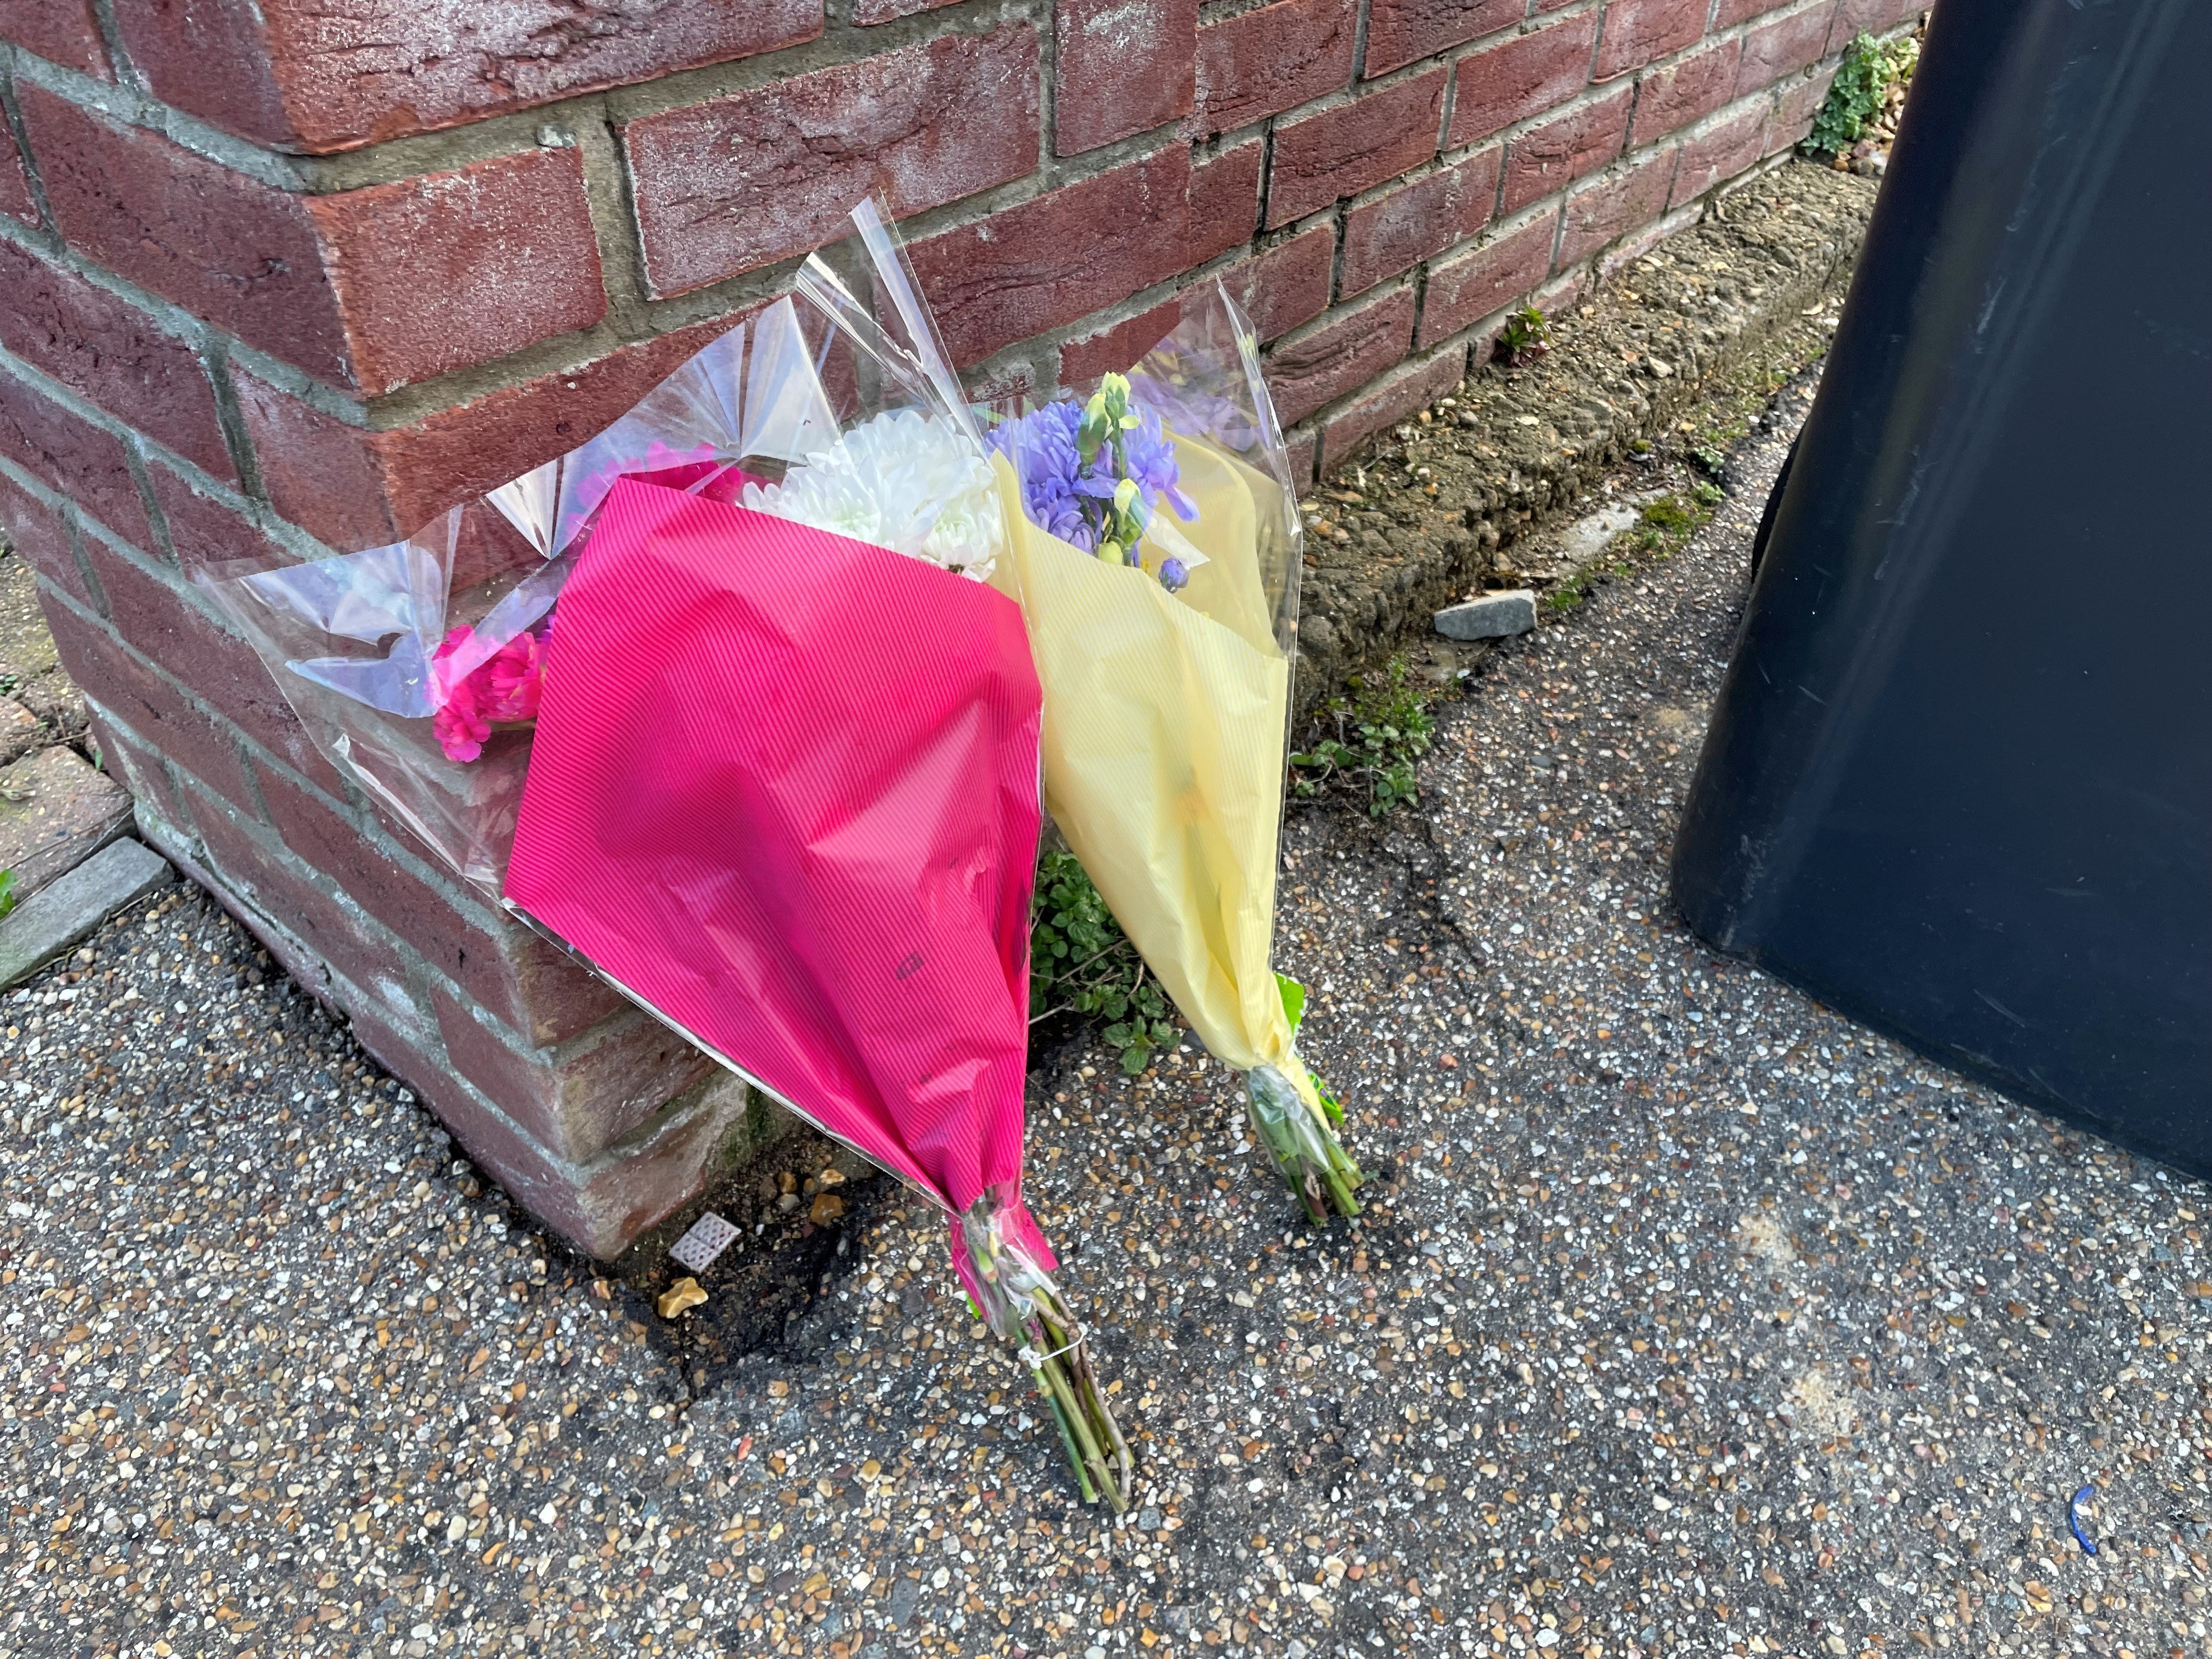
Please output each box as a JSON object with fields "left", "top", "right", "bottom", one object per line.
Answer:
{"left": 1276, "top": 973, "right": 1306, "bottom": 1033}
{"left": 1119, "top": 1047, "right": 1150, "bottom": 1076}
{"left": 0, "top": 868, "right": 14, "bottom": 922}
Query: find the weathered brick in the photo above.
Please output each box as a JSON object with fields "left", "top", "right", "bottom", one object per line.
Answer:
{"left": 44, "top": 599, "right": 257, "bottom": 812}
{"left": 116, "top": 0, "right": 824, "bottom": 154}
{"left": 1502, "top": 84, "right": 1633, "bottom": 212}
{"left": 434, "top": 990, "right": 715, "bottom": 1165}
{"left": 1211, "top": 224, "right": 1335, "bottom": 342}
{"left": 247, "top": 752, "right": 622, "bottom": 1045}
{"left": 20, "top": 87, "right": 348, "bottom": 383}
{"left": 1417, "top": 210, "right": 1559, "bottom": 346}
{"left": 83, "top": 702, "right": 182, "bottom": 821}
{"left": 307, "top": 148, "right": 606, "bottom": 397}
{"left": 1284, "top": 427, "right": 1318, "bottom": 490}
{"left": 1057, "top": 0, "right": 1195, "bottom": 154}
{"left": 854, "top": 0, "right": 961, "bottom": 20}
{"left": 1195, "top": 0, "right": 1356, "bottom": 135}
{"left": 1595, "top": 0, "right": 1713, "bottom": 80}
{"left": 460, "top": 923, "right": 632, "bottom": 1049}
{"left": 0, "top": 118, "right": 35, "bottom": 225}
{"left": 1532, "top": 266, "right": 1587, "bottom": 318}
{"left": 234, "top": 317, "right": 740, "bottom": 549}
{"left": 1670, "top": 104, "right": 1768, "bottom": 206}
{"left": 1267, "top": 68, "right": 1445, "bottom": 228}
{"left": 1737, "top": 2, "right": 1838, "bottom": 92}
{"left": 1365, "top": 0, "right": 1521, "bottom": 80}
{"left": 144, "top": 461, "right": 285, "bottom": 571}
{"left": 0, "top": 367, "right": 150, "bottom": 549}
{"left": 1767, "top": 60, "right": 1837, "bottom": 150}
{"left": 1190, "top": 137, "right": 1264, "bottom": 263}
{"left": 1629, "top": 38, "right": 1744, "bottom": 145}
{"left": 1827, "top": 0, "right": 1922, "bottom": 41}
{"left": 229, "top": 375, "right": 394, "bottom": 550}
{"left": 1340, "top": 148, "right": 1500, "bottom": 297}
{"left": 1321, "top": 349, "right": 1464, "bottom": 469}
{"left": 75, "top": 537, "right": 342, "bottom": 792}
{"left": 1447, "top": 13, "right": 1599, "bottom": 148}
{"left": 175, "top": 776, "right": 424, "bottom": 1011}
{"left": 255, "top": 760, "right": 501, "bottom": 976}
{"left": 0, "top": 240, "right": 233, "bottom": 480}
{"left": 0, "top": 0, "right": 108, "bottom": 75}
{"left": 627, "top": 28, "right": 1037, "bottom": 298}
{"left": 1713, "top": 0, "right": 1789, "bottom": 26}
{"left": 390, "top": 1051, "right": 748, "bottom": 1259}
{"left": 1263, "top": 288, "right": 1416, "bottom": 426}
{"left": 1556, "top": 145, "right": 1678, "bottom": 268}
{"left": 911, "top": 146, "right": 1193, "bottom": 368}
{"left": 0, "top": 467, "right": 88, "bottom": 606}
{"left": 295, "top": 953, "right": 442, "bottom": 1084}
{"left": 1060, "top": 300, "right": 1182, "bottom": 387}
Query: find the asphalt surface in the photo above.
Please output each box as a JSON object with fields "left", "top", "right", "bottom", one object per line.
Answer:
{"left": 2, "top": 373, "right": 2209, "bottom": 1659}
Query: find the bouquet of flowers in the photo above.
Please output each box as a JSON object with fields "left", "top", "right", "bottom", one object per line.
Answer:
{"left": 988, "top": 284, "right": 1363, "bottom": 1223}
{"left": 209, "top": 203, "right": 1130, "bottom": 1508}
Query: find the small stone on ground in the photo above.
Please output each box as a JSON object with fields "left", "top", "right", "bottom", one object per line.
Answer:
{"left": 1435, "top": 590, "right": 1537, "bottom": 642}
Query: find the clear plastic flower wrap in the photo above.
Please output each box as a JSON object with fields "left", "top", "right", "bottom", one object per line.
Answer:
{"left": 988, "top": 281, "right": 1363, "bottom": 1224}
{"left": 202, "top": 495, "right": 567, "bottom": 895}
{"left": 211, "top": 200, "right": 1128, "bottom": 1507}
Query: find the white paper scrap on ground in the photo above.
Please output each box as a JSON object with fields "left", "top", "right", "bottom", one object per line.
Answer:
{"left": 669, "top": 1211, "right": 739, "bottom": 1274}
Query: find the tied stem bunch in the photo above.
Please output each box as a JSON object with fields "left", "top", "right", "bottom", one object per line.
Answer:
{"left": 961, "top": 1197, "right": 1132, "bottom": 1511}
{"left": 1248, "top": 976, "right": 1362, "bottom": 1224}
{"left": 1248, "top": 1064, "right": 1362, "bottom": 1224}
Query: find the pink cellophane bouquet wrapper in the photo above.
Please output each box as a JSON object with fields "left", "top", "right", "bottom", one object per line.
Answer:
{"left": 207, "top": 202, "right": 1128, "bottom": 1507}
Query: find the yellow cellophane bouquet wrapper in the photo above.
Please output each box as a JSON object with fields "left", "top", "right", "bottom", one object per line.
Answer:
{"left": 989, "top": 283, "right": 1361, "bottom": 1221}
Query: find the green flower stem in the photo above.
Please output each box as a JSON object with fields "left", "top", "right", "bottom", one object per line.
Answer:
{"left": 1245, "top": 1064, "right": 1363, "bottom": 1223}
{"left": 1023, "top": 1301, "right": 1129, "bottom": 1512}
{"left": 963, "top": 1194, "right": 1132, "bottom": 1512}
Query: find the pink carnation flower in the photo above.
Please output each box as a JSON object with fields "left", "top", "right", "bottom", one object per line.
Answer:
{"left": 431, "top": 622, "right": 548, "bottom": 763}
{"left": 483, "top": 629, "right": 545, "bottom": 724}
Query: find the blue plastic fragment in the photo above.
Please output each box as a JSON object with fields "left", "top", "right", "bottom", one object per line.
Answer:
{"left": 2068, "top": 1484, "right": 2098, "bottom": 1555}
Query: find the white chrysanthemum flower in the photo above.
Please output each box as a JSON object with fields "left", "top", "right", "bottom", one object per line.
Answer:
{"left": 742, "top": 408, "right": 1003, "bottom": 582}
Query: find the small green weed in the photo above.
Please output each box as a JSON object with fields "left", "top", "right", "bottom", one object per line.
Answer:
{"left": 1493, "top": 306, "right": 1551, "bottom": 369}
{"left": 1809, "top": 32, "right": 1918, "bottom": 156}
{"left": 1029, "top": 850, "right": 1173, "bottom": 1074}
{"left": 1690, "top": 479, "right": 1725, "bottom": 508}
{"left": 1291, "top": 658, "right": 1436, "bottom": 817}
{"left": 1689, "top": 444, "right": 1728, "bottom": 479}
{"left": 1545, "top": 572, "right": 1591, "bottom": 614}
{"left": 0, "top": 869, "right": 14, "bottom": 920}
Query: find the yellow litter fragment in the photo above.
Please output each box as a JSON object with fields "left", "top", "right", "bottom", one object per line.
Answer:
{"left": 657, "top": 1277, "right": 708, "bottom": 1319}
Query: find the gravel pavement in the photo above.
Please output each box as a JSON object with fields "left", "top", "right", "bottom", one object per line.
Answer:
{"left": 3, "top": 374, "right": 2209, "bottom": 1659}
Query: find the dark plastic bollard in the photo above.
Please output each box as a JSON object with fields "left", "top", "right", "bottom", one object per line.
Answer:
{"left": 1672, "top": 0, "right": 2212, "bottom": 1173}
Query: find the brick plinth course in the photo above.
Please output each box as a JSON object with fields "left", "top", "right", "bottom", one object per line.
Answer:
{"left": 0, "top": 0, "right": 1915, "bottom": 1254}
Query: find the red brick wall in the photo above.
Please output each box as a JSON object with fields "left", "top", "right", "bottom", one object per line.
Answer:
{"left": 0, "top": 0, "right": 1917, "bottom": 1250}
